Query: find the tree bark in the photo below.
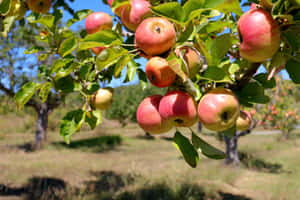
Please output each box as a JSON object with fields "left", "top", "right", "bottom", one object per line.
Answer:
{"left": 34, "top": 102, "right": 49, "bottom": 150}
{"left": 224, "top": 133, "right": 240, "bottom": 165}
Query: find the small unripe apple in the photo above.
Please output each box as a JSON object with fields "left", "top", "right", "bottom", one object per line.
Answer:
{"left": 159, "top": 90, "right": 198, "bottom": 127}
{"left": 145, "top": 57, "right": 176, "bottom": 88}
{"left": 85, "top": 12, "right": 113, "bottom": 34}
{"left": 90, "top": 88, "right": 114, "bottom": 110}
{"left": 236, "top": 110, "right": 252, "bottom": 131}
{"left": 238, "top": 7, "right": 280, "bottom": 62}
{"left": 175, "top": 46, "right": 203, "bottom": 78}
{"left": 135, "top": 17, "right": 176, "bottom": 56}
{"left": 27, "top": 0, "right": 51, "bottom": 14}
{"left": 136, "top": 95, "right": 173, "bottom": 134}
{"left": 121, "top": 0, "right": 152, "bottom": 31}
{"left": 198, "top": 88, "right": 240, "bottom": 132}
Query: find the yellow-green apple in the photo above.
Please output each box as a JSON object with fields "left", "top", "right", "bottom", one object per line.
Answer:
{"left": 175, "top": 46, "right": 203, "bottom": 78}
{"left": 145, "top": 57, "right": 176, "bottom": 88}
{"left": 90, "top": 87, "right": 114, "bottom": 110}
{"left": 85, "top": 12, "right": 112, "bottom": 55}
{"left": 159, "top": 90, "right": 198, "bottom": 127}
{"left": 108, "top": 0, "right": 129, "bottom": 17}
{"left": 237, "top": 7, "right": 280, "bottom": 62}
{"left": 6, "top": 0, "right": 27, "bottom": 19}
{"left": 85, "top": 12, "right": 113, "bottom": 34}
{"left": 121, "top": 0, "right": 152, "bottom": 31}
{"left": 136, "top": 95, "right": 173, "bottom": 134}
{"left": 135, "top": 17, "right": 176, "bottom": 56}
{"left": 236, "top": 110, "right": 252, "bottom": 131}
{"left": 198, "top": 88, "right": 240, "bottom": 132}
{"left": 27, "top": 0, "right": 51, "bottom": 14}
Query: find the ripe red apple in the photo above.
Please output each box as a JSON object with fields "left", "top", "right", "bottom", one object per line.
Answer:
{"left": 90, "top": 88, "right": 114, "bottom": 110}
{"left": 136, "top": 95, "right": 173, "bottom": 134}
{"left": 198, "top": 88, "right": 240, "bottom": 132}
{"left": 121, "top": 0, "right": 152, "bottom": 31}
{"left": 27, "top": 0, "right": 51, "bottom": 14}
{"left": 159, "top": 90, "right": 198, "bottom": 127}
{"left": 135, "top": 17, "right": 176, "bottom": 56}
{"left": 238, "top": 7, "right": 280, "bottom": 62}
{"left": 108, "top": 0, "right": 129, "bottom": 17}
{"left": 236, "top": 110, "right": 252, "bottom": 131}
{"left": 175, "top": 46, "right": 203, "bottom": 78}
{"left": 145, "top": 57, "right": 176, "bottom": 88}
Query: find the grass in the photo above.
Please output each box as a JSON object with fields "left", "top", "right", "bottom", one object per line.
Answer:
{"left": 0, "top": 115, "right": 300, "bottom": 200}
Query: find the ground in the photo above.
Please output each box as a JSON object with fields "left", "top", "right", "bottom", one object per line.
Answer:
{"left": 0, "top": 115, "right": 299, "bottom": 200}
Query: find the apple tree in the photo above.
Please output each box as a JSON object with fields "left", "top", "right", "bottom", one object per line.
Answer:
{"left": 1, "top": 0, "right": 300, "bottom": 168}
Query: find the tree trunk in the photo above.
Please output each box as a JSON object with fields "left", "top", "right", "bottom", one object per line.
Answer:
{"left": 224, "top": 133, "right": 240, "bottom": 165}
{"left": 34, "top": 103, "right": 49, "bottom": 150}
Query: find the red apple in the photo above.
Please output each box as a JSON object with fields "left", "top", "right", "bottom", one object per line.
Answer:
{"left": 236, "top": 110, "right": 252, "bottom": 131}
{"left": 135, "top": 17, "right": 176, "bottom": 56}
{"left": 145, "top": 57, "right": 176, "bottom": 88}
{"left": 27, "top": 0, "right": 51, "bottom": 14}
{"left": 238, "top": 7, "right": 280, "bottom": 62}
{"left": 85, "top": 12, "right": 113, "bottom": 34}
{"left": 175, "top": 46, "right": 203, "bottom": 78}
{"left": 136, "top": 95, "right": 173, "bottom": 134}
{"left": 121, "top": 0, "right": 152, "bottom": 31}
{"left": 198, "top": 88, "right": 240, "bottom": 132}
{"left": 91, "top": 47, "right": 106, "bottom": 55}
{"left": 159, "top": 90, "right": 198, "bottom": 127}
{"left": 90, "top": 88, "right": 114, "bottom": 110}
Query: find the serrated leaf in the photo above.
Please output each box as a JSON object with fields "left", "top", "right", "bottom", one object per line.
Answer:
{"left": 173, "top": 131, "right": 199, "bottom": 168}
{"left": 50, "top": 58, "right": 73, "bottom": 74}
{"left": 167, "top": 53, "right": 188, "bottom": 82}
{"left": 78, "top": 30, "right": 122, "bottom": 51}
{"left": 15, "top": 82, "right": 41, "bottom": 109}
{"left": 54, "top": 75, "right": 75, "bottom": 93}
{"left": 35, "top": 15, "right": 55, "bottom": 28}
{"left": 137, "top": 68, "right": 148, "bottom": 90}
{"left": 253, "top": 73, "right": 276, "bottom": 89}
{"left": 125, "top": 60, "right": 137, "bottom": 82}
{"left": 67, "top": 9, "right": 93, "bottom": 27}
{"left": 96, "top": 46, "right": 128, "bottom": 71}
{"left": 60, "top": 109, "right": 86, "bottom": 144}
{"left": 39, "top": 82, "right": 52, "bottom": 102}
{"left": 286, "top": 59, "right": 300, "bottom": 84}
{"left": 85, "top": 110, "right": 102, "bottom": 129}
{"left": 114, "top": 54, "right": 133, "bottom": 78}
{"left": 24, "top": 46, "right": 45, "bottom": 54}
{"left": 209, "top": 34, "right": 234, "bottom": 65}
{"left": 177, "top": 21, "right": 194, "bottom": 44}
{"left": 201, "top": 66, "right": 232, "bottom": 82}
{"left": 84, "top": 82, "right": 100, "bottom": 95}
{"left": 0, "top": 0, "right": 11, "bottom": 15}
{"left": 55, "top": 62, "right": 81, "bottom": 80}
{"left": 151, "top": 2, "right": 185, "bottom": 24}
{"left": 59, "top": 37, "right": 78, "bottom": 57}
{"left": 192, "top": 132, "right": 226, "bottom": 159}
{"left": 195, "top": 34, "right": 213, "bottom": 66}
{"left": 214, "top": 0, "right": 242, "bottom": 16}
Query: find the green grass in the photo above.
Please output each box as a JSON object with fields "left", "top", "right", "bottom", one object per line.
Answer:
{"left": 0, "top": 116, "right": 300, "bottom": 200}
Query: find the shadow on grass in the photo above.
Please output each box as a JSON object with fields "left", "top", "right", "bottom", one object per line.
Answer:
{"left": 239, "top": 151, "right": 283, "bottom": 173}
{"left": 52, "top": 135, "right": 122, "bottom": 152}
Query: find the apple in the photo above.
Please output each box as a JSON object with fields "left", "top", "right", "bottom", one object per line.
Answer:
{"left": 6, "top": 0, "right": 27, "bottom": 20}
{"left": 27, "top": 0, "right": 51, "bottom": 14}
{"left": 85, "top": 12, "right": 113, "bottom": 34}
{"left": 159, "top": 90, "right": 198, "bottom": 127}
{"left": 91, "top": 46, "right": 106, "bottom": 55}
{"left": 135, "top": 17, "right": 176, "bottom": 56}
{"left": 145, "top": 57, "right": 176, "bottom": 88}
{"left": 90, "top": 87, "right": 114, "bottom": 110}
{"left": 236, "top": 110, "right": 252, "bottom": 131}
{"left": 237, "top": 7, "right": 280, "bottom": 62}
{"left": 108, "top": 0, "right": 129, "bottom": 17}
{"left": 121, "top": 0, "right": 152, "bottom": 31}
{"left": 197, "top": 88, "right": 240, "bottom": 132}
{"left": 136, "top": 95, "right": 173, "bottom": 134}
{"left": 175, "top": 46, "right": 203, "bottom": 78}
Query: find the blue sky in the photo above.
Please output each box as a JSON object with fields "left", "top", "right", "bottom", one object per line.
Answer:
{"left": 60, "top": 0, "right": 289, "bottom": 87}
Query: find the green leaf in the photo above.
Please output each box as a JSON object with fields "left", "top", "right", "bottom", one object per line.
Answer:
{"left": 286, "top": 59, "right": 300, "bottom": 84}
{"left": 125, "top": 60, "right": 137, "bottom": 82}
{"left": 78, "top": 30, "right": 122, "bottom": 51}
{"left": 66, "top": 9, "right": 93, "bottom": 27}
{"left": 55, "top": 62, "right": 81, "bottom": 80}
{"left": 184, "top": 79, "right": 202, "bottom": 101}
{"left": 173, "top": 131, "right": 199, "bottom": 168}
{"left": 59, "top": 37, "right": 78, "bottom": 57}
{"left": 201, "top": 66, "right": 231, "bottom": 82}
{"left": 50, "top": 58, "right": 73, "bottom": 74}
{"left": 60, "top": 109, "right": 86, "bottom": 144}
{"left": 282, "top": 30, "right": 300, "bottom": 53}
{"left": 84, "top": 83, "right": 100, "bottom": 95}
{"left": 39, "top": 82, "right": 52, "bottom": 103}
{"left": 198, "top": 20, "right": 234, "bottom": 34}
{"left": 253, "top": 73, "right": 276, "bottom": 89}
{"left": 96, "top": 46, "right": 128, "bottom": 71}
{"left": 209, "top": 34, "right": 234, "bottom": 65}
{"left": 1, "top": 16, "right": 15, "bottom": 37}
{"left": 214, "top": 0, "right": 242, "bottom": 16}
{"left": 54, "top": 75, "right": 75, "bottom": 93}
{"left": 221, "top": 125, "right": 236, "bottom": 138}
{"left": 195, "top": 35, "right": 213, "bottom": 66}
{"left": 151, "top": 2, "right": 185, "bottom": 24}
{"left": 111, "top": 0, "right": 129, "bottom": 14}
{"left": 24, "top": 46, "right": 45, "bottom": 54}
{"left": 137, "top": 68, "right": 148, "bottom": 90}
{"left": 228, "top": 63, "right": 240, "bottom": 75}
{"left": 191, "top": 132, "right": 226, "bottom": 159}
{"left": 35, "top": 15, "right": 55, "bottom": 28}
{"left": 85, "top": 110, "right": 102, "bottom": 129}
{"left": 167, "top": 53, "right": 188, "bottom": 82}
{"left": 177, "top": 21, "right": 194, "bottom": 44}
{"left": 0, "top": 0, "right": 11, "bottom": 15}
{"left": 237, "top": 82, "right": 270, "bottom": 104}
{"left": 114, "top": 54, "right": 133, "bottom": 78}
{"left": 15, "top": 82, "right": 41, "bottom": 109}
